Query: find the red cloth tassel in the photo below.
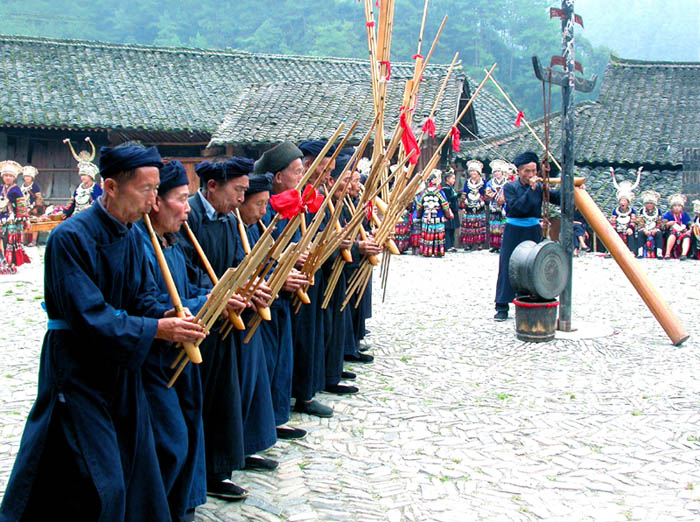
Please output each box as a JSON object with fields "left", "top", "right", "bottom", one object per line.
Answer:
{"left": 366, "top": 21, "right": 374, "bottom": 28}
{"left": 421, "top": 118, "right": 436, "bottom": 139}
{"left": 270, "top": 186, "right": 324, "bottom": 219}
{"left": 515, "top": 110, "right": 524, "bottom": 127}
{"left": 412, "top": 54, "right": 423, "bottom": 60}
{"left": 301, "top": 185, "right": 324, "bottom": 214}
{"left": 366, "top": 200, "right": 373, "bottom": 222}
{"left": 270, "top": 189, "right": 302, "bottom": 219}
{"left": 399, "top": 112, "right": 421, "bottom": 165}
{"left": 450, "top": 126, "right": 461, "bottom": 153}
{"left": 379, "top": 60, "right": 391, "bottom": 81}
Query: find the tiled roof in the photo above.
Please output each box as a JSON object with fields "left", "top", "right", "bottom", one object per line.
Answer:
{"left": 460, "top": 55, "right": 700, "bottom": 168}
{"left": 209, "top": 79, "right": 463, "bottom": 146}
{"left": 0, "top": 34, "right": 511, "bottom": 145}
{"left": 458, "top": 101, "right": 602, "bottom": 166}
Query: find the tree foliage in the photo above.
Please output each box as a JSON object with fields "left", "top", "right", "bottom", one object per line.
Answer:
{"left": 1, "top": 0, "right": 616, "bottom": 118}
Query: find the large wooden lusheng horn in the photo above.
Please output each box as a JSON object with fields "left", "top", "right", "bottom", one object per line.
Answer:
{"left": 573, "top": 187, "right": 688, "bottom": 346}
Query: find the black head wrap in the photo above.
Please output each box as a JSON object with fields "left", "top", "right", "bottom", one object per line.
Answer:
{"left": 158, "top": 160, "right": 189, "bottom": 196}
{"left": 196, "top": 157, "right": 253, "bottom": 185}
{"left": 245, "top": 172, "right": 273, "bottom": 197}
{"left": 331, "top": 155, "right": 352, "bottom": 180}
{"left": 298, "top": 140, "right": 337, "bottom": 158}
{"left": 254, "top": 142, "right": 303, "bottom": 174}
{"left": 99, "top": 145, "right": 163, "bottom": 179}
{"left": 513, "top": 151, "right": 540, "bottom": 171}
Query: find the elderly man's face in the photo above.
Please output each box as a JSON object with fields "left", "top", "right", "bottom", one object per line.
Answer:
{"left": 517, "top": 162, "right": 538, "bottom": 184}
{"left": 349, "top": 171, "right": 362, "bottom": 198}
{"left": 240, "top": 190, "right": 270, "bottom": 226}
{"left": 328, "top": 170, "right": 352, "bottom": 200}
{"left": 275, "top": 158, "right": 303, "bottom": 192}
{"left": 207, "top": 176, "right": 249, "bottom": 215}
{"left": 154, "top": 185, "right": 191, "bottom": 234}
{"left": 113, "top": 166, "right": 160, "bottom": 223}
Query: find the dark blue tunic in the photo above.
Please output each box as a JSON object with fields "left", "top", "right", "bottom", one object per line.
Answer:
{"left": 230, "top": 219, "right": 276, "bottom": 456}
{"left": 247, "top": 220, "right": 294, "bottom": 426}
{"left": 177, "top": 193, "right": 245, "bottom": 478}
{"left": 495, "top": 180, "right": 560, "bottom": 307}
{"left": 264, "top": 204, "right": 327, "bottom": 402}
{"left": 135, "top": 222, "right": 207, "bottom": 521}
{"left": 0, "top": 202, "right": 171, "bottom": 522}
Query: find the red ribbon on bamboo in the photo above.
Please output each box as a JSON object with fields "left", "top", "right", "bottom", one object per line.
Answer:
{"left": 399, "top": 111, "right": 421, "bottom": 165}
{"left": 366, "top": 21, "right": 374, "bottom": 28}
{"left": 270, "top": 185, "right": 324, "bottom": 219}
{"left": 421, "top": 118, "right": 436, "bottom": 139}
{"left": 515, "top": 110, "right": 524, "bottom": 127}
{"left": 366, "top": 200, "right": 373, "bottom": 222}
{"left": 450, "top": 126, "right": 461, "bottom": 153}
{"left": 379, "top": 60, "right": 391, "bottom": 81}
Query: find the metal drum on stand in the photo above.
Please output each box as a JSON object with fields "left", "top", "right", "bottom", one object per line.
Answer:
{"left": 509, "top": 240, "right": 569, "bottom": 342}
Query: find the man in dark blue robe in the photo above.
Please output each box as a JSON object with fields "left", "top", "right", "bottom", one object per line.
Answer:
{"left": 180, "top": 159, "right": 277, "bottom": 488}
{"left": 136, "top": 160, "right": 229, "bottom": 521}
{"left": 258, "top": 141, "right": 335, "bottom": 418}
{"left": 240, "top": 170, "right": 307, "bottom": 440}
{"left": 342, "top": 166, "right": 379, "bottom": 363}
{"left": 494, "top": 152, "right": 560, "bottom": 321}
{"left": 176, "top": 160, "right": 247, "bottom": 500}
{"left": 0, "top": 145, "right": 206, "bottom": 522}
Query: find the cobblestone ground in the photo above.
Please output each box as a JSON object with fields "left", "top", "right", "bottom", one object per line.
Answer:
{"left": 1, "top": 246, "right": 699, "bottom": 521}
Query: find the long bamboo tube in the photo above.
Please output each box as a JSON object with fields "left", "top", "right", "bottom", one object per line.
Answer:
{"left": 235, "top": 209, "right": 272, "bottom": 322}
{"left": 372, "top": 196, "right": 401, "bottom": 255}
{"left": 574, "top": 187, "right": 688, "bottom": 346}
{"left": 183, "top": 222, "right": 245, "bottom": 331}
{"left": 142, "top": 215, "right": 202, "bottom": 364}
{"left": 326, "top": 197, "right": 354, "bottom": 263}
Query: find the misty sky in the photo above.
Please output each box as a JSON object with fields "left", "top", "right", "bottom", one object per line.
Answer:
{"left": 576, "top": 0, "right": 700, "bottom": 61}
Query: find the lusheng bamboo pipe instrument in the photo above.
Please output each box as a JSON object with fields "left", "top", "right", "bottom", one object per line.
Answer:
{"left": 142, "top": 214, "right": 202, "bottom": 365}
{"left": 344, "top": 196, "right": 380, "bottom": 267}
{"left": 235, "top": 208, "right": 272, "bottom": 322}
{"left": 183, "top": 222, "right": 246, "bottom": 332}
{"left": 574, "top": 187, "right": 688, "bottom": 346}
{"left": 325, "top": 197, "right": 353, "bottom": 263}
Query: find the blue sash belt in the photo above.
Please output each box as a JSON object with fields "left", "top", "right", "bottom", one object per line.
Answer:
{"left": 506, "top": 217, "right": 540, "bottom": 227}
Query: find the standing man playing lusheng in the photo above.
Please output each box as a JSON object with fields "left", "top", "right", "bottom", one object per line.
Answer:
{"left": 0, "top": 145, "right": 206, "bottom": 521}
{"left": 494, "top": 152, "right": 560, "bottom": 321}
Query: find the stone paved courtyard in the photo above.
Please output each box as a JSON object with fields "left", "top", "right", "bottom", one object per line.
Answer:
{"left": 1, "top": 246, "right": 699, "bottom": 521}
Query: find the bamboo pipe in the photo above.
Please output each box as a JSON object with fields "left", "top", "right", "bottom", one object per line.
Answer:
{"left": 326, "top": 197, "right": 354, "bottom": 263}
{"left": 142, "top": 215, "right": 202, "bottom": 364}
{"left": 235, "top": 209, "right": 272, "bottom": 322}
{"left": 372, "top": 196, "right": 401, "bottom": 255}
{"left": 574, "top": 187, "right": 688, "bottom": 346}
{"left": 547, "top": 177, "right": 586, "bottom": 187}
{"left": 183, "top": 222, "right": 245, "bottom": 331}
{"left": 485, "top": 72, "right": 562, "bottom": 171}
{"left": 345, "top": 197, "right": 380, "bottom": 267}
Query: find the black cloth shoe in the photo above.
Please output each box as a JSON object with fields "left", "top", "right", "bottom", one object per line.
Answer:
{"left": 494, "top": 310, "right": 508, "bottom": 321}
{"left": 680, "top": 255, "right": 687, "bottom": 261}
{"left": 341, "top": 370, "right": 356, "bottom": 380}
{"left": 344, "top": 353, "right": 374, "bottom": 363}
{"left": 325, "top": 384, "right": 359, "bottom": 395}
{"left": 358, "top": 343, "right": 371, "bottom": 352}
{"left": 294, "top": 399, "right": 333, "bottom": 418}
{"left": 276, "top": 426, "right": 307, "bottom": 440}
{"left": 207, "top": 479, "right": 248, "bottom": 501}
{"left": 244, "top": 456, "right": 278, "bottom": 471}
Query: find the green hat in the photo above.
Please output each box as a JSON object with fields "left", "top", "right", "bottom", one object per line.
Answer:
{"left": 254, "top": 141, "right": 303, "bottom": 175}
